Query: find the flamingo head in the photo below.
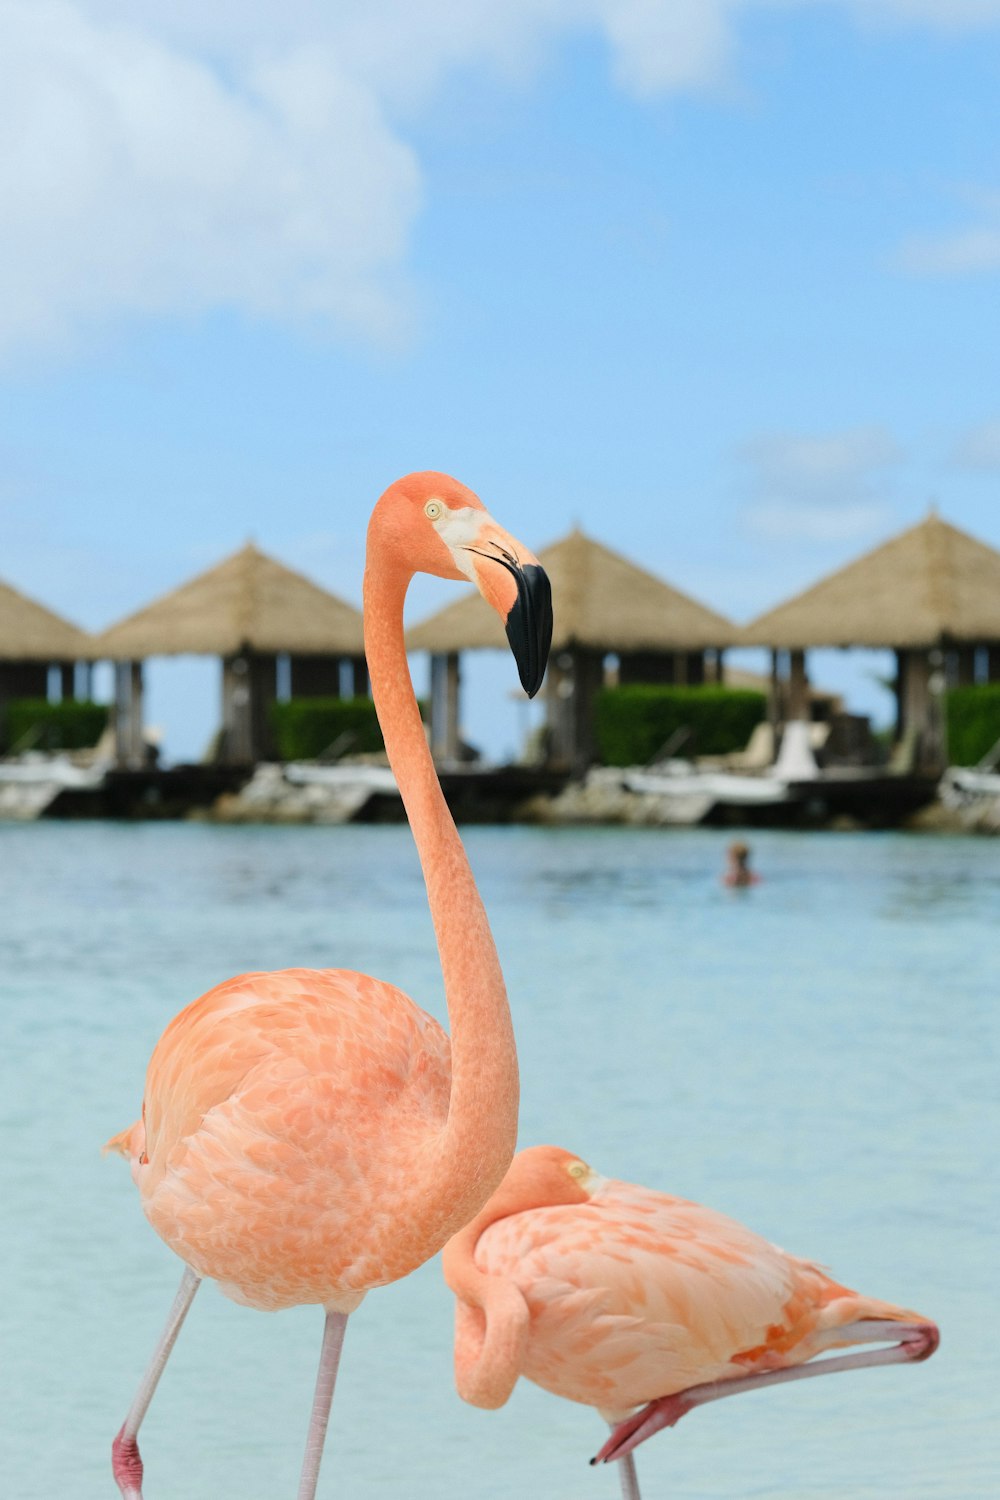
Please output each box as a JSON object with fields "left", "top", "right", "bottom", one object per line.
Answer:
{"left": 368, "top": 470, "right": 553, "bottom": 697}
{"left": 497, "top": 1144, "right": 604, "bottom": 1211}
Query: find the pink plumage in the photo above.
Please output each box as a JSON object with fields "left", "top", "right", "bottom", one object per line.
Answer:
{"left": 443, "top": 1147, "right": 937, "bottom": 1492}
{"left": 106, "top": 474, "right": 553, "bottom": 1500}
{"left": 113, "top": 968, "right": 454, "bottom": 1310}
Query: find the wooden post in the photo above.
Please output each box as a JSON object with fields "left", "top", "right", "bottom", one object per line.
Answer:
{"left": 248, "top": 652, "right": 277, "bottom": 761}
{"left": 902, "top": 650, "right": 929, "bottom": 738}
{"left": 114, "top": 660, "right": 145, "bottom": 767}
{"left": 221, "top": 655, "right": 252, "bottom": 764}
{"left": 768, "top": 649, "right": 783, "bottom": 729}
{"left": 988, "top": 645, "right": 1000, "bottom": 683}
{"left": 955, "top": 646, "right": 976, "bottom": 687}
{"left": 443, "top": 652, "right": 460, "bottom": 761}
{"left": 429, "top": 652, "right": 461, "bottom": 763}
{"left": 568, "top": 647, "right": 603, "bottom": 775}
{"left": 894, "top": 648, "right": 907, "bottom": 740}
{"left": 900, "top": 649, "right": 948, "bottom": 772}
{"left": 430, "top": 655, "right": 444, "bottom": 760}
{"left": 348, "top": 655, "right": 369, "bottom": 698}
{"left": 928, "top": 651, "right": 948, "bottom": 770}
{"left": 129, "top": 661, "right": 144, "bottom": 764}
{"left": 545, "top": 652, "right": 574, "bottom": 769}
{"left": 221, "top": 652, "right": 278, "bottom": 762}
{"left": 788, "top": 648, "right": 809, "bottom": 720}
{"left": 672, "top": 651, "right": 688, "bottom": 686}
{"left": 113, "top": 664, "right": 126, "bottom": 764}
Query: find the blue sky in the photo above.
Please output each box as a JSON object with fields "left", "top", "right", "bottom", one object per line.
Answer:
{"left": 3, "top": 2, "right": 1000, "bottom": 760}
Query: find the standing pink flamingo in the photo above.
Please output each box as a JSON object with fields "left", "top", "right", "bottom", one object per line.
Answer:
{"left": 443, "top": 1146, "right": 938, "bottom": 1499}
{"left": 106, "top": 472, "right": 552, "bottom": 1500}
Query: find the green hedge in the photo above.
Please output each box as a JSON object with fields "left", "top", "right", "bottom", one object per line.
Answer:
{"left": 595, "top": 685, "right": 767, "bottom": 766}
{"left": 270, "top": 697, "right": 385, "bottom": 761}
{"left": 3, "top": 698, "right": 108, "bottom": 753}
{"left": 946, "top": 684, "right": 1000, "bottom": 766}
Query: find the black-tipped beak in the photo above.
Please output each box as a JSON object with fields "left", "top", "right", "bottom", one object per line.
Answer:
{"left": 505, "top": 562, "right": 553, "bottom": 698}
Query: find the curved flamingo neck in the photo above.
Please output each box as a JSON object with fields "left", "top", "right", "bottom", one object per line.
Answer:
{"left": 362, "top": 554, "right": 518, "bottom": 1229}
{"left": 441, "top": 1174, "right": 541, "bottom": 1409}
{"left": 442, "top": 1175, "right": 546, "bottom": 1305}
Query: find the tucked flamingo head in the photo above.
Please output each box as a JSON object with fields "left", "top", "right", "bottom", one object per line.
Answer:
{"left": 489, "top": 1145, "right": 602, "bottom": 1216}
{"left": 368, "top": 470, "right": 552, "bottom": 696}
{"left": 442, "top": 1145, "right": 600, "bottom": 1303}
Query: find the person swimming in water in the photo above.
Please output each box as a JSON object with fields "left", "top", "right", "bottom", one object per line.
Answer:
{"left": 723, "top": 840, "right": 760, "bottom": 887}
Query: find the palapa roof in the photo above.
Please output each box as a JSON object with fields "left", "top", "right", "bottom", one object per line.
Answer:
{"left": 741, "top": 512, "right": 1000, "bottom": 649}
{"left": 407, "top": 528, "right": 735, "bottom": 654}
{"left": 94, "top": 542, "right": 364, "bottom": 660}
{"left": 0, "top": 577, "right": 92, "bottom": 661}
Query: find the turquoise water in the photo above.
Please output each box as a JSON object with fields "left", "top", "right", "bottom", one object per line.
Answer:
{"left": 0, "top": 823, "right": 996, "bottom": 1498}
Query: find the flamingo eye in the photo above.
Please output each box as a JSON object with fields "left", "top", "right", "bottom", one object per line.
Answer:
{"left": 567, "top": 1162, "right": 587, "bottom": 1179}
{"left": 424, "top": 499, "right": 443, "bottom": 520}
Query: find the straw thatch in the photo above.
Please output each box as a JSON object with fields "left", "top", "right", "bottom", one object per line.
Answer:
{"left": 0, "top": 578, "right": 92, "bottom": 661}
{"left": 742, "top": 513, "right": 1000, "bottom": 649}
{"left": 406, "top": 528, "right": 735, "bottom": 653}
{"left": 94, "top": 543, "right": 364, "bottom": 660}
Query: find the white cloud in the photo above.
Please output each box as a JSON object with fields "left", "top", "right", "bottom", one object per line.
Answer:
{"left": 739, "top": 425, "right": 901, "bottom": 542}
{"left": 595, "top": 0, "right": 738, "bottom": 97}
{"left": 746, "top": 497, "right": 891, "bottom": 542}
{"left": 897, "top": 227, "right": 1000, "bottom": 275}
{"left": 895, "top": 184, "right": 1000, "bottom": 276}
{"left": 76, "top": 2, "right": 741, "bottom": 105}
{"left": 0, "top": 2, "right": 421, "bottom": 359}
{"left": 5, "top": 1, "right": 1000, "bottom": 361}
{"left": 952, "top": 418, "right": 1000, "bottom": 469}
{"left": 0, "top": 0, "right": 750, "bottom": 361}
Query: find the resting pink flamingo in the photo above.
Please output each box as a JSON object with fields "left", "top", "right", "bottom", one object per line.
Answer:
{"left": 105, "top": 472, "right": 552, "bottom": 1500}
{"left": 443, "top": 1145, "right": 938, "bottom": 1499}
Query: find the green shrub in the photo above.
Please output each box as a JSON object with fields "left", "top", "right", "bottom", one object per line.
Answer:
{"left": 945, "top": 684, "right": 1000, "bottom": 766}
{"left": 3, "top": 698, "right": 108, "bottom": 753}
{"left": 270, "top": 697, "right": 385, "bottom": 761}
{"left": 596, "top": 685, "right": 767, "bottom": 766}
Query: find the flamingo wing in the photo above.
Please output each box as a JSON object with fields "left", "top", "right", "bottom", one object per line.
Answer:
{"left": 116, "top": 969, "right": 452, "bottom": 1309}
{"left": 476, "top": 1178, "right": 833, "bottom": 1414}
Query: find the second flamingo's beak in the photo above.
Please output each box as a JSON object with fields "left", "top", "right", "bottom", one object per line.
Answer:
{"left": 458, "top": 522, "right": 552, "bottom": 698}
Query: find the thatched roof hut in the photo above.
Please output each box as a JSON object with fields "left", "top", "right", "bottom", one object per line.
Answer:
{"left": 741, "top": 513, "right": 1000, "bottom": 649}
{"left": 0, "top": 578, "right": 91, "bottom": 661}
{"left": 94, "top": 541, "right": 363, "bottom": 659}
{"left": 741, "top": 513, "right": 1000, "bottom": 771}
{"left": 407, "top": 527, "right": 735, "bottom": 654}
{"left": 93, "top": 543, "right": 366, "bottom": 767}
{"left": 0, "top": 581, "right": 93, "bottom": 742}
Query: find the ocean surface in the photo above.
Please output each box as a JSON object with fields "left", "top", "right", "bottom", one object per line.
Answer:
{"left": 0, "top": 822, "right": 996, "bottom": 1499}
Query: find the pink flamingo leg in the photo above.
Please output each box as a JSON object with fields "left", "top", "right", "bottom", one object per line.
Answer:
{"left": 112, "top": 1267, "right": 201, "bottom": 1499}
{"left": 296, "top": 1312, "right": 349, "bottom": 1500}
{"left": 594, "top": 1320, "right": 939, "bottom": 1466}
{"left": 615, "top": 1444, "right": 642, "bottom": 1500}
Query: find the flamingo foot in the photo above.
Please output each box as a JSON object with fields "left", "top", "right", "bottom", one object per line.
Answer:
{"left": 112, "top": 1423, "right": 144, "bottom": 1499}
{"left": 592, "top": 1394, "right": 693, "bottom": 1466}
